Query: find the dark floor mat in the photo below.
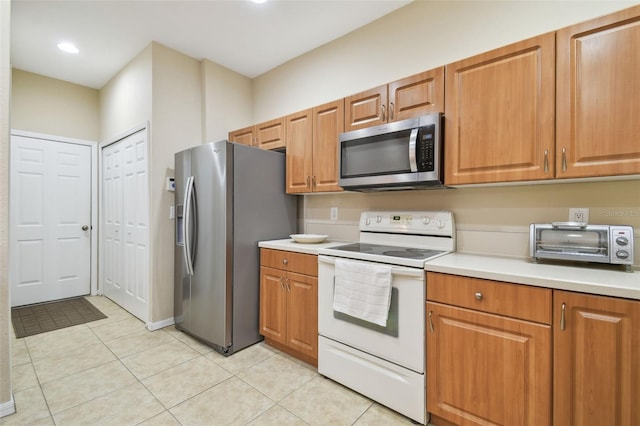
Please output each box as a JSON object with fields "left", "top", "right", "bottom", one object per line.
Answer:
{"left": 11, "top": 297, "right": 107, "bottom": 338}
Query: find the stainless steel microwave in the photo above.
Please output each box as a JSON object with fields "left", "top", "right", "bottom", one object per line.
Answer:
{"left": 338, "top": 113, "right": 444, "bottom": 191}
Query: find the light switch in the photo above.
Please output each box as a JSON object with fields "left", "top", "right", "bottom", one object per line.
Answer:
{"left": 169, "top": 205, "right": 175, "bottom": 220}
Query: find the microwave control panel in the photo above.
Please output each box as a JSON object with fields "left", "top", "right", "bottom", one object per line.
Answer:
{"left": 417, "top": 124, "right": 436, "bottom": 171}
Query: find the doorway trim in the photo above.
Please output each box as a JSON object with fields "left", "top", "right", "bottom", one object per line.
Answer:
{"left": 9, "top": 129, "right": 99, "bottom": 297}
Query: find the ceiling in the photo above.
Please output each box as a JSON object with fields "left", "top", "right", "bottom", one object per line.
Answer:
{"left": 10, "top": 0, "right": 412, "bottom": 89}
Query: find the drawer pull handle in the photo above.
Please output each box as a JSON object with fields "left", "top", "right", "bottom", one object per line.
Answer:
{"left": 560, "top": 302, "right": 566, "bottom": 331}
{"left": 474, "top": 292, "right": 483, "bottom": 301}
{"left": 428, "top": 311, "right": 435, "bottom": 333}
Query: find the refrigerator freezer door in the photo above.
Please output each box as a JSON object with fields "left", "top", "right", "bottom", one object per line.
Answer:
{"left": 174, "top": 149, "right": 191, "bottom": 331}
{"left": 188, "top": 141, "right": 233, "bottom": 349}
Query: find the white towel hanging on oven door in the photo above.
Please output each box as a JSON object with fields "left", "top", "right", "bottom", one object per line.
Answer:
{"left": 333, "top": 258, "right": 392, "bottom": 326}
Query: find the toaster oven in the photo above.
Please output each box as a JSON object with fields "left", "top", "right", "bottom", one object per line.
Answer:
{"left": 530, "top": 223, "right": 634, "bottom": 271}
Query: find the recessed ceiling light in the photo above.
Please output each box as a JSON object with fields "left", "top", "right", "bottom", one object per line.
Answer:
{"left": 57, "top": 42, "right": 79, "bottom": 54}
{"left": 250, "top": 0, "right": 267, "bottom": 3}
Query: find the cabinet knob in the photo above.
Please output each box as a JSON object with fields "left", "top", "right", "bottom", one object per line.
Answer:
{"left": 474, "top": 292, "right": 483, "bottom": 300}
{"left": 283, "top": 259, "right": 288, "bottom": 265}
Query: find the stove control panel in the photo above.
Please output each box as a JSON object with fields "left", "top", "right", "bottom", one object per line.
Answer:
{"left": 361, "top": 211, "right": 455, "bottom": 237}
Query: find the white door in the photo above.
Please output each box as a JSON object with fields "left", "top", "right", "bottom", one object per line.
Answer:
{"left": 101, "top": 129, "right": 149, "bottom": 321}
{"left": 10, "top": 135, "right": 92, "bottom": 307}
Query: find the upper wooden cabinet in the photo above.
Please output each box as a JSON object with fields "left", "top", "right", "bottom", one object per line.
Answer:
{"left": 556, "top": 5, "right": 640, "bottom": 178}
{"left": 255, "top": 117, "right": 285, "bottom": 150}
{"left": 345, "top": 68, "right": 444, "bottom": 132}
{"left": 228, "top": 117, "right": 285, "bottom": 150}
{"left": 285, "top": 108, "right": 313, "bottom": 193}
{"left": 228, "top": 125, "right": 254, "bottom": 147}
{"left": 286, "top": 99, "right": 344, "bottom": 194}
{"left": 553, "top": 291, "right": 640, "bottom": 426}
{"left": 444, "top": 33, "right": 556, "bottom": 185}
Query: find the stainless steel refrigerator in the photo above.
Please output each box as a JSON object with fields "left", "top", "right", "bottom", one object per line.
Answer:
{"left": 174, "top": 140, "right": 297, "bottom": 355}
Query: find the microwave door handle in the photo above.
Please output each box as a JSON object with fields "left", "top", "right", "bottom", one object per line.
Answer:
{"left": 408, "top": 128, "right": 419, "bottom": 172}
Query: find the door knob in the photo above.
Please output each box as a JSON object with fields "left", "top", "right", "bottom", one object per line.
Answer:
{"left": 82, "top": 225, "right": 89, "bottom": 231}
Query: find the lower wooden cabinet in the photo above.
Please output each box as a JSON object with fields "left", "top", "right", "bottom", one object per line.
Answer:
{"left": 426, "top": 273, "right": 640, "bottom": 426}
{"left": 259, "top": 248, "right": 318, "bottom": 365}
{"left": 426, "top": 273, "right": 552, "bottom": 426}
{"left": 553, "top": 291, "right": 640, "bottom": 426}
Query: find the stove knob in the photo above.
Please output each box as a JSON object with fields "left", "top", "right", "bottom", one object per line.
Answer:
{"left": 422, "top": 217, "right": 431, "bottom": 225}
{"left": 376, "top": 215, "right": 382, "bottom": 223}
{"left": 365, "top": 217, "right": 371, "bottom": 226}
{"left": 436, "top": 220, "right": 445, "bottom": 229}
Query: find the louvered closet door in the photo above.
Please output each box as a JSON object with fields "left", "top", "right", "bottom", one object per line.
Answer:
{"left": 101, "top": 129, "right": 149, "bottom": 321}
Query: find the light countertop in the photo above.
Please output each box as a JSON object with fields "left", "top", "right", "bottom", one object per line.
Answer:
{"left": 258, "top": 239, "right": 348, "bottom": 255}
{"left": 259, "top": 240, "right": 640, "bottom": 300}
{"left": 424, "top": 253, "right": 640, "bottom": 300}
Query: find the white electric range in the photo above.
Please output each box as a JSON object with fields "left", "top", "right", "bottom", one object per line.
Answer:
{"left": 317, "top": 211, "right": 455, "bottom": 424}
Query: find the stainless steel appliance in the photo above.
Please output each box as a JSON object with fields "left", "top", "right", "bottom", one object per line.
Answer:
{"left": 338, "top": 114, "right": 444, "bottom": 191}
{"left": 317, "top": 211, "right": 455, "bottom": 424}
{"left": 530, "top": 222, "right": 634, "bottom": 271}
{"left": 174, "top": 140, "right": 297, "bottom": 355}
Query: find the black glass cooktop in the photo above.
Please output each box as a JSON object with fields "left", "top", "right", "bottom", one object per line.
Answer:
{"left": 330, "top": 243, "right": 444, "bottom": 260}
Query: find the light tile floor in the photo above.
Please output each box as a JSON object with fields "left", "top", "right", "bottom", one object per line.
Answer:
{"left": 6, "top": 296, "right": 423, "bottom": 426}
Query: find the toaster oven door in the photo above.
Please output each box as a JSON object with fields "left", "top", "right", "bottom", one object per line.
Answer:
{"left": 530, "top": 224, "right": 611, "bottom": 263}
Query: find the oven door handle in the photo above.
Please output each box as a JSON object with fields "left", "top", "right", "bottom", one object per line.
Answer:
{"left": 318, "top": 255, "right": 425, "bottom": 278}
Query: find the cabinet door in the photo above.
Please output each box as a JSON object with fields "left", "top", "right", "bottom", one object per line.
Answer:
{"left": 445, "top": 33, "right": 555, "bottom": 185}
{"left": 312, "top": 99, "right": 344, "bottom": 193}
{"left": 255, "top": 117, "right": 285, "bottom": 150}
{"left": 389, "top": 67, "right": 444, "bottom": 122}
{"left": 556, "top": 6, "right": 640, "bottom": 178}
{"left": 286, "top": 272, "right": 318, "bottom": 361}
{"left": 427, "top": 302, "right": 551, "bottom": 426}
{"left": 345, "top": 85, "right": 387, "bottom": 131}
{"left": 228, "top": 125, "right": 255, "bottom": 146}
{"left": 259, "top": 266, "right": 287, "bottom": 345}
{"left": 286, "top": 109, "right": 313, "bottom": 193}
{"left": 553, "top": 291, "right": 640, "bottom": 426}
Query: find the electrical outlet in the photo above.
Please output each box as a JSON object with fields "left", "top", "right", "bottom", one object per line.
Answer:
{"left": 330, "top": 207, "right": 338, "bottom": 221}
{"left": 569, "top": 208, "right": 589, "bottom": 224}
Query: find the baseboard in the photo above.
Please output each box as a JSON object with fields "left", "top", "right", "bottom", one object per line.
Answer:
{"left": 0, "top": 396, "right": 16, "bottom": 418}
{"left": 146, "top": 317, "right": 174, "bottom": 331}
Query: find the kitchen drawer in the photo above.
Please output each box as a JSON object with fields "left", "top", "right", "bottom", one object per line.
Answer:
{"left": 426, "top": 272, "right": 551, "bottom": 324}
{"left": 260, "top": 248, "right": 318, "bottom": 276}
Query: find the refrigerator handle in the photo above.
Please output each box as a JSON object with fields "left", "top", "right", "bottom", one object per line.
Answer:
{"left": 183, "top": 176, "right": 195, "bottom": 275}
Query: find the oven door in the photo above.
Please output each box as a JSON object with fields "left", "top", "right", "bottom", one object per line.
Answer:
{"left": 318, "top": 255, "right": 425, "bottom": 373}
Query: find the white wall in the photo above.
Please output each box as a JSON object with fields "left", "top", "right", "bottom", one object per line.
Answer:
{"left": 201, "top": 59, "right": 253, "bottom": 143}
{"left": 0, "top": 0, "right": 11, "bottom": 415}
{"left": 99, "top": 44, "right": 153, "bottom": 142}
{"left": 150, "top": 42, "right": 203, "bottom": 322}
{"left": 11, "top": 69, "right": 99, "bottom": 141}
